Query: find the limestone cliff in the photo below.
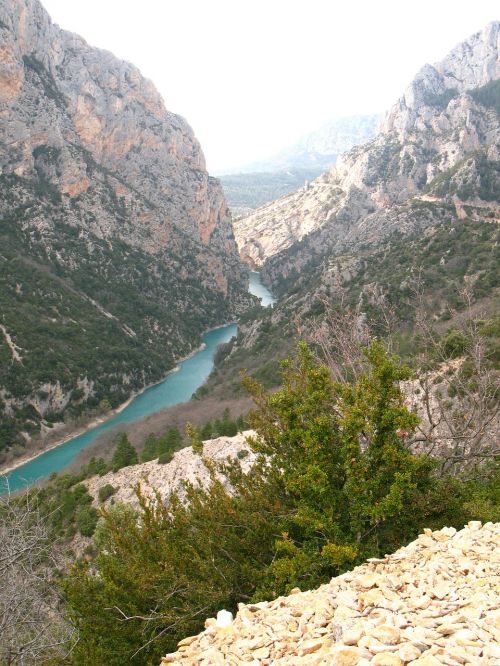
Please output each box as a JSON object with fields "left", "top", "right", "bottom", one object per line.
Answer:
{"left": 234, "top": 23, "right": 499, "bottom": 273}
{"left": 0, "top": 0, "right": 244, "bottom": 292}
{"left": 0, "top": 0, "right": 250, "bottom": 457}
{"left": 162, "top": 521, "right": 500, "bottom": 665}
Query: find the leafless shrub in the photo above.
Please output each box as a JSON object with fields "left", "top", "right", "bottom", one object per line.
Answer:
{"left": 299, "top": 286, "right": 498, "bottom": 477}
{"left": 297, "top": 293, "right": 389, "bottom": 382}
{"left": 0, "top": 488, "right": 76, "bottom": 665}
{"left": 408, "top": 283, "right": 499, "bottom": 477}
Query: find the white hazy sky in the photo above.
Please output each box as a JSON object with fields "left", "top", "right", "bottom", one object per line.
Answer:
{"left": 41, "top": 0, "right": 498, "bottom": 173}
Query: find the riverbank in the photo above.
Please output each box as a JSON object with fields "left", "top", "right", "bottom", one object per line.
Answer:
{"left": 0, "top": 336, "right": 214, "bottom": 478}
{"left": 0, "top": 394, "right": 135, "bottom": 478}
{"left": 0, "top": 272, "right": 274, "bottom": 492}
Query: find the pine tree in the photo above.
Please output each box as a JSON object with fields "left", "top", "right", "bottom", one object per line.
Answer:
{"left": 111, "top": 433, "right": 138, "bottom": 472}
{"left": 140, "top": 433, "right": 159, "bottom": 462}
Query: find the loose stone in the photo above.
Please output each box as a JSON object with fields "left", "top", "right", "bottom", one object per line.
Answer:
{"left": 160, "top": 523, "right": 499, "bottom": 665}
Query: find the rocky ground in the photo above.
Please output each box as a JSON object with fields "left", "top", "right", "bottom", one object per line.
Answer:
{"left": 161, "top": 522, "right": 499, "bottom": 665}
{"left": 85, "top": 431, "right": 256, "bottom": 508}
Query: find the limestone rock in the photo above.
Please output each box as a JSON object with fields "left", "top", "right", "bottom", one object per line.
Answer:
{"left": 160, "top": 523, "right": 499, "bottom": 665}
{"left": 84, "top": 432, "right": 257, "bottom": 508}
{"left": 233, "top": 22, "right": 500, "bottom": 281}
{"left": 0, "top": 0, "right": 252, "bottom": 447}
{"left": 0, "top": 0, "right": 243, "bottom": 283}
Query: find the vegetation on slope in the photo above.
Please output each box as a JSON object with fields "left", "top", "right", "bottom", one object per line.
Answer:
{"left": 206, "top": 214, "right": 499, "bottom": 400}
{"left": 0, "top": 175, "right": 239, "bottom": 459}
{"left": 468, "top": 78, "right": 500, "bottom": 112}
{"left": 220, "top": 167, "right": 324, "bottom": 212}
{"left": 44, "top": 341, "right": 498, "bottom": 665}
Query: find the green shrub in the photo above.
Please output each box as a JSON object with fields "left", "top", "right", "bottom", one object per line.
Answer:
{"left": 60, "top": 341, "right": 499, "bottom": 665}
{"left": 469, "top": 79, "right": 500, "bottom": 112}
{"left": 75, "top": 506, "right": 98, "bottom": 537}
{"left": 157, "top": 451, "right": 174, "bottom": 465}
{"left": 441, "top": 329, "right": 468, "bottom": 358}
{"left": 98, "top": 484, "right": 116, "bottom": 503}
{"left": 111, "top": 434, "right": 138, "bottom": 472}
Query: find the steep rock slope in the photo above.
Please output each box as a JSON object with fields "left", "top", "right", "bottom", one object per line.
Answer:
{"left": 0, "top": 0, "right": 250, "bottom": 457}
{"left": 234, "top": 23, "right": 499, "bottom": 272}
{"left": 162, "top": 521, "right": 500, "bottom": 665}
{"left": 0, "top": 0, "right": 240, "bottom": 271}
{"left": 84, "top": 431, "right": 256, "bottom": 509}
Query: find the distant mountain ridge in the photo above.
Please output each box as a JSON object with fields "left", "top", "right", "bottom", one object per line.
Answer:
{"left": 0, "top": 0, "right": 250, "bottom": 460}
{"left": 218, "top": 114, "right": 382, "bottom": 216}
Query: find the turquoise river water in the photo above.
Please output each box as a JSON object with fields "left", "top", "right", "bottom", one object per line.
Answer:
{"left": 1, "top": 273, "right": 275, "bottom": 493}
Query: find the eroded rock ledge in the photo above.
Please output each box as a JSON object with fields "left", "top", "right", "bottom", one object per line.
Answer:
{"left": 161, "top": 521, "right": 499, "bottom": 665}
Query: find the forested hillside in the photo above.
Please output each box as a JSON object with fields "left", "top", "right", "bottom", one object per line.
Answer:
{"left": 219, "top": 167, "right": 324, "bottom": 216}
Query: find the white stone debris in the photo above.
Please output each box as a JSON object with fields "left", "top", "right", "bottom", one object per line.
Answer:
{"left": 216, "top": 611, "right": 234, "bottom": 629}
{"left": 161, "top": 521, "right": 500, "bottom": 665}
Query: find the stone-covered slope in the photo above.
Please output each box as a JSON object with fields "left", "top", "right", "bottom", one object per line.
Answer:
{"left": 162, "top": 522, "right": 500, "bottom": 665}
{"left": 234, "top": 22, "right": 499, "bottom": 273}
{"left": 0, "top": 0, "right": 250, "bottom": 458}
{"left": 84, "top": 432, "right": 256, "bottom": 509}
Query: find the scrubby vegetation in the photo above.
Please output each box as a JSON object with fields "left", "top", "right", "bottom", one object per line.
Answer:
{"left": 205, "top": 215, "right": 499, "bottom": 404}
{"left": 0, "top": 172, "right": 238, "bottom": 457}
{"left": 340, "top": 217, "right": 499, "bottom": 326}
{"left": 220, "top": 167, "right": 324, "bottom": 212}
{"left": 469, "top": 78, "right": 500, "bottom": 112}
{"left": 426, "top": 152, "right": 500, "bottom": 201}
{"left": 46, "top": 341, "right": 498, "bottom": 664}
{"left": 422, "top": 87, "right": 458, "bottom": 110}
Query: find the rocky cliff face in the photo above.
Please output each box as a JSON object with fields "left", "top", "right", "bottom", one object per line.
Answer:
{"left": 162, "top": 521, "right": 500, "bottom": 665}
{"left": 234, "top": 23, "right": 499, "bottom": 273}
{"left": 0, "top": 0, "right": 251, "bottom": 457}
{"left": 0, "top": 0, "right": 244, "bottom": 291}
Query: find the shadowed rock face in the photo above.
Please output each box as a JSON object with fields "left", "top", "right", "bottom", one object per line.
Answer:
{"left": 234, "top": 23, "right": 499, "bottom": 274}
{"left": 0, "top": 0, "right": 245, "bottom": 296}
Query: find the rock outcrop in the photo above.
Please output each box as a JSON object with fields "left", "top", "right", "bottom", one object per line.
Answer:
{"left": 161, "top": 521, "right": 500, "bottom": 665}
{"left": 0, "top": 0, "right": 244, "bottom": 287}
{"left": 0, "top": 0, "right": 251, "bottom": 455}
{"left": 85, "top": 431, "right": 256, "bottom": 508}
{"left": 234, "top": 23, "right": 499, "bottom": 272}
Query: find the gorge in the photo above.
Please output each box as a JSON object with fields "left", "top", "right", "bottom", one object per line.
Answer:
{"left": 0, "top": 4, "right": 498, "bottom": 665}
{"left": 0, "top": 272, "right": 275, "bottom": 493}
{"left": 0, "top": 0, "right": 253, "bottom": 465}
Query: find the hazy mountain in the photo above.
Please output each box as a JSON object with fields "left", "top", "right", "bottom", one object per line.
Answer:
{"left": 233, "top": 23, "right": 499, "bottom": 271}
{"left": 218, "top": 115, "right": 382, "bottom": 216}
{"left": 222, "top": 113, "right": 382, "bottom": 174}
{"left": 0, "top": 0, "right": 250, "bottom": 457}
